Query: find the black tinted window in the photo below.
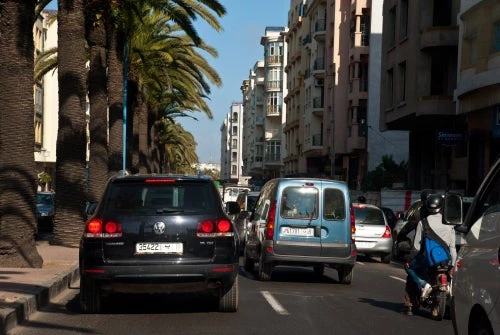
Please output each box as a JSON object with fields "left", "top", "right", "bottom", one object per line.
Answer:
{"left": 37, "top": 194, "right": 54, "bottom": 205}
{"left": 247, "top": 196, "right": 258, "bottom": 212}
{"left": 324, "top": 188, "right": 346, "bottom": 220}
{"left": 105, "top": 182, "right": 217, "bottom": 215}
{"left": 354, "top": 206, "right": 385, "bottom": 225}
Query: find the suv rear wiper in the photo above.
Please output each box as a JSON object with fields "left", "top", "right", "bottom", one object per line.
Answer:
{"left": 155, "top": 208, "right": 185, "bottom": 214}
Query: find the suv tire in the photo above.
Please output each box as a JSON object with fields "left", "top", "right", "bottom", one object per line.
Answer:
{"left": 80, "top": 276, "right": 101, "bottom": 313}
{"left": 258, "top": 253, "right": 272, "bottom": 281}
{"left": 218, "top": 276, "right": 239, "bottom": 312}
{"left": 243, "top": 253, "right": 254, "bottom": 273}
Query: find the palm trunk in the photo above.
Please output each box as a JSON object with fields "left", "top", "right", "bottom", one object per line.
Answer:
{"left": 0, "top": 0, "right": 43, "bottom": 267}
{"left": 107, "top": 19, "right": 124, "bottom": 177}
{"left": 52, "top": 0, "right": 88, "bottom": 247}
{"left": 86, "top": 3, "right": 109, "bottom": 202}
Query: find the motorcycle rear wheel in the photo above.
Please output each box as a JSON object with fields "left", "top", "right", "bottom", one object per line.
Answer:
{"left": 433, "top": 291, "right": 447, "bottom": 320}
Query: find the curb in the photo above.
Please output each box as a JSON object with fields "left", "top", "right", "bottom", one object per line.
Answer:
{"left": 0, "top": 265, "right": 80, "bottom": 335}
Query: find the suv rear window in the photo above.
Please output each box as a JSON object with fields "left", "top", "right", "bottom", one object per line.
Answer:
{"left": 104, "top": 181, "right": 217, "bottom": 215}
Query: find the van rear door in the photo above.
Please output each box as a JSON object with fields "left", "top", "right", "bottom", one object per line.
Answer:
{"left": 274, "top": 181, "right": 322, "bottom": 257}
{"left": 320, "top": 182, "right": 352, "bottom": 258}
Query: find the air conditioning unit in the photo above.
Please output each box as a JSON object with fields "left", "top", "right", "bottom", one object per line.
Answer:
{"left": 315, "top": 79, "right": 324, "bottom": 87}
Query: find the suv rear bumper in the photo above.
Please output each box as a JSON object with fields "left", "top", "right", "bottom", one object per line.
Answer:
{"left": 81, "top": 263, "right": 239, "bottom": 294}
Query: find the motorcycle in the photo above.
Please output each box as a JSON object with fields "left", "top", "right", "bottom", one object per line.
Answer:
{"left": 415, "top": 265, "right": 452, "bottom": 320}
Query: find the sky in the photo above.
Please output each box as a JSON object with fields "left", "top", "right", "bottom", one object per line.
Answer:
{"left": 46, "top": 0, "right": 290, "bottom": 164}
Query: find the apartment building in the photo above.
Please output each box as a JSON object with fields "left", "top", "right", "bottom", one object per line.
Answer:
{"left": 220, "top": 103, "right": 244, "bottom": 183}
{"left": 34, "top": 11, "right": 59, "bottom": 190}
{"left": 455, "top": 0, "right": 500, "bottom": 194}
{"left": 381, "top": 0, "right": 462, "bottom": 191}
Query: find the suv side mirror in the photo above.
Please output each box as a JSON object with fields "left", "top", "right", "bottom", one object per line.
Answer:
{"left": 225, "top": 201, "right": 241, "bottom": 215}
{"left": 442, "top": 192, "right": 463, "bottom": 225}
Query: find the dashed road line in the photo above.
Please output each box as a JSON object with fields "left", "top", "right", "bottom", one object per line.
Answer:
{"left": 390, "top": 275, "right": 406, "bottom": 283}
{"left": 261, "top": 291, "right": 290, "bottom": 315}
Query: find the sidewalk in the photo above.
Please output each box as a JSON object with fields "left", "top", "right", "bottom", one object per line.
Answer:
{"left": 0, "top": 239, "right": 79, "bottom": 335}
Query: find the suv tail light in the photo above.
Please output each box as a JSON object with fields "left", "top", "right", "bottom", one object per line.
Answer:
{"left": 197, "top": 219, "right": 234, "bottom": 237}
{"left": 84, "top": 219, "right": 123, "bottom": 238}
{"left": 265, "top": 200, "right": 277, "bottom": 240}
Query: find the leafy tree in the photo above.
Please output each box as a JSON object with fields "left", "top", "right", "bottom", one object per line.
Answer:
{"left": 362, "top": 155, "right": 408, "bottom": 191}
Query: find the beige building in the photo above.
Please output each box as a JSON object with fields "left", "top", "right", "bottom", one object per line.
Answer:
{"left": 456, "top": 0, "right": 500, "bottom": 194}
{"left": 380, "top": 0, "right": 463, "bottom": 191}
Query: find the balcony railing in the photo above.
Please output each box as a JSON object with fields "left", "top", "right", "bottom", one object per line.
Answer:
{"left": 313, "top": 97, "right": 323, "bottom": 108}
{"left": 266, "top": 55, "right": 283, "bottom": 65}
{"left": 314, "top": 19, "right": 326, "bottom": 33}
{"left": 312, "top": 133, "right": 323, "bottom": 146}
{"left": 266, "top": 80, "right": 282, "bottom": 90}
{"left": 313, "top": 58, "right": 325, "bottom": 71}
{"left": 266, "top": 105, "right": 281, "bottom": 116}
{"left": 264, "top": 154, "right": 281, "bottom": 163}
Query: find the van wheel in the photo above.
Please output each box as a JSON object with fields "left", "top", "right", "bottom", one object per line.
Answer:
{"left": 218, "top": 276, "right": 239, "bottom": 312}
{"left": 243, "top": 253, "right": 254, "bottom": 273}
{"left": 258, "top": 254, "right": 272, "bottom": 281}
{"left": 313, "top": 265, "right": 324, "bottom": 276}
{"left": 80, "top": 276, "right": 101, "bottom": 313}
{"left": 338, "top": 265, "right": 353, "bottom": 285}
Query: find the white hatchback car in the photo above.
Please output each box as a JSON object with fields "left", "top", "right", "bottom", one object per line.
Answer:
{"left": 450, "top": 157, "right": 500, "bottom": 335}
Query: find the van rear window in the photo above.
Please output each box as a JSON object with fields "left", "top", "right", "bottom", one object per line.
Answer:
{"left": 324, "top": 188, "right": 346, "bottom": 220}
{"left": 281, "top": 187, "right": 318, "bottom": 219}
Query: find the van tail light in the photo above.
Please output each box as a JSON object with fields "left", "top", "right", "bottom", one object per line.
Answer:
{"left": 381, "top": 226, "right": 392, "bottom": 238}
{"left": 265, "top": 200, "right": 277, "bottom": 240}
{"left": 197, "top": 219, "right": 234, "bottom": 237}
{"left": 350, "top": 205, "right": 356, "bottom": 242}
{"left": 84, "top": 218, "right": 122, "bottom": 238}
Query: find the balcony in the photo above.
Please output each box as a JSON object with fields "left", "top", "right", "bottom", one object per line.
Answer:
{"left": 312, "top": 133, "right": 323, "bottom": 146}
{"left": 266, "top": 104, "right": 281, "bottom": 116}
{"left": 312, "top": 97, "right": 324, "bottom": 116}
{"left": 303, "top": 34, "right": 312, "bottom": 49}
{"left": 312, "top": 58, "right": 325, "bottom": 77}
{"left": 267, "top": 55, "right": 283, "bottom": 65}
{"left": 266, "top": 80, "right": 282, "bottom": 91}
{"left": 313, "top": 19, "right": 326, "bottom": 41}
{"left": 420, "top": 26, "right": 458, "bottom": 50}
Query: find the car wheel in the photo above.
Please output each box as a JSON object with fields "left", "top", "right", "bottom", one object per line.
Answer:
{"left": 243, "top": 253, "right": 254, "bottom": 273}
{"left": 313, "top": 265, "right": 324, "bottom": 276}
{"left": 469, "top": 312, "right": 494, "bottom": 335}
{"left": 80, "top": 276, "right": 101, "bottom": 313}
{"left": 218, "top": 276, "right": 239, "bottom": 312}
{"left": 258, "top": 253, "right": 272, "bottom": 281}
{"left": 338, "top": 265, "right": 353, "bottom": 285}
{"left": 381, "top": 253, "right": 392, "bottom": 264}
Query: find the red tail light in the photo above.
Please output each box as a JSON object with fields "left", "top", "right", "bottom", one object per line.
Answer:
{"left": 439, "top": 274, "right": 448, "bottom": 285}
{"left": 381, "top": 226, "right": 392, "bottom": 238}
{"left": 85, "top": 219, "right": 122, "bottom": 238}
{"left": 265, "top": 200, "right": 277, "bottom": 240}
{"left": 350, "top": 205, "right": 356, "bottom": 240}
{"left": 197, "top": 219, "right": 234, "bottom": 237}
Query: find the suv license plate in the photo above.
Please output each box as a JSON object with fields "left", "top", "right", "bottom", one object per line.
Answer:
{"left": 136, "top": 242, "right": 183, "bottom": 254}
{"left": 281, "top": 227, "right": 314, "bottom": 237}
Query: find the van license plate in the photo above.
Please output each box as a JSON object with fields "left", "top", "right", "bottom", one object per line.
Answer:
{"left": 136, "top": 242, "right": 183, "bottom": 254}
{"left": 281, "top": 227, "right": 314, "bottom": 237}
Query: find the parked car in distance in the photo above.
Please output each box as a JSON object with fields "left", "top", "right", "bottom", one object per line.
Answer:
{"left": 36, "top": 191, "right": 55, "bottom": 231}
{"left": 243, "top": 178, "right": 356, "bottom": 284}
{"left": 221, "top": 184, "right": 251, "bottom": 203}
{"left": 352, "top": 203, "right": 393, "bottom": 263}
{"left": 79, "top": 171, "right": 240, "bottom": 313}
{"left": 380, "top": 206, "right": 398, "bottom": 231}
{"left": 226, "top": 191, "right": 260, "bottom": 250}
{"left": 445, "top": 157, "right": 500, "bottom": 335}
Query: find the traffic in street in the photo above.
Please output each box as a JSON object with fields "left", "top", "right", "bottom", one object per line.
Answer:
{"left": 13, "top": 256, "right": 454, "bottom": 335}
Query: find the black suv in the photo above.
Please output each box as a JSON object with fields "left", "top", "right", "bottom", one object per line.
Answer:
{"left": 79, "top": 172, "right": 240, "bottom": 313}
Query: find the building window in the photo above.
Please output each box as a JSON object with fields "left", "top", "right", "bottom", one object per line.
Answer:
{"left": 398, "top": 61, "right": 406, "bottom": 103}
{"left": 388, "top": 6, "right": 396, "bottom": 48}
{"left": 431, "top": 54, "right": 448, "bottom": 95}
{"left": 493, "top": 21, "right": 500, "bottom": 53}
{"left": 232, "top": 139, "right": 237, "bottom": 149}
{"left": 386, "top": 68, "right": 394, "bottom": 108}
{"left": 399, "top": 0, "right": 408, "bottom": 40}
{"left": 361, "top": 9, "right": 370, "bottom": 46}
{"left": 232, "top": 152, "right": 237, "bottom": 160}
{"left": 232, "top": 126, "right": 238, "bottom": 135}
{"left": 231, "top": 165, "right": 237, "bottom": 175}
{"left": 433, "top": 0, "right": 452, "bottom": 27}
{"left": 265, "top": 140, "right": 281, "bottom": 162}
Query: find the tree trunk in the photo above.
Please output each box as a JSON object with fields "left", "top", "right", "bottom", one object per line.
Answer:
{"left": 107, "top": 18, "right": 124, "bottom": 177}
{"left": 52, "top": 0, "right": 88, "bottom": 247}
{"left": 86, "top": 2, "right": 109, "bottom": 203}
{"left": 0, "top": 1, "right": 43, "bottom": 267}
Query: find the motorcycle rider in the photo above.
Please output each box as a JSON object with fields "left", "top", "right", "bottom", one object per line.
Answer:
{"left": 401, "top": 193, "right": 457, "bottom": 316}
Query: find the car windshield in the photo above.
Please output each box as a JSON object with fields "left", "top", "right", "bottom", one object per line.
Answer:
{"left": 36, "top": 194, "right": 54, "bottom": 205}
{"left": 105, "top": 182, "right": 217, "bottom": 215}
{"left": 354, "top": 206, "right": 385, "bottom": 225}
{"left": 247, "top": 196, "right": 258, "bottom": 212}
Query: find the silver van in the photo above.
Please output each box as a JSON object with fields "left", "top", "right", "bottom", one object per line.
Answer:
{"left": 243, "top": 178, "right": 356, "bottom": 284}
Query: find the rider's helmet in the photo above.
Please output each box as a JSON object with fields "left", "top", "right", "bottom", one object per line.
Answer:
{"left": 426, "top": 194, "right": 443, "bottom": 214}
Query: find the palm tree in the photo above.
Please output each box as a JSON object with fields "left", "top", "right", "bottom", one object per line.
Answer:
{"left": 52, "top": 0, "right": 88, "bottom": 247}
{"left": 0, "top": 1, "right": 43, "bottom": 267}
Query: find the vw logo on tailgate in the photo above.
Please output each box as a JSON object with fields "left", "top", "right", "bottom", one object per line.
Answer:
{"left": 153, "top": 222, "right": 166, "bottom": 235}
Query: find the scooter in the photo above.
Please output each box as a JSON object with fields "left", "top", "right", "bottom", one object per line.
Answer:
{"left": 418, "top": 265, "right": 451, "bottom": 320}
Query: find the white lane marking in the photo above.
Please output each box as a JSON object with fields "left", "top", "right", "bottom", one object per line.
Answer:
{"left": 261, "top": 291, "right": 290, "bottom": 315}
{"left": 356, "top": 261, "right": 364, "bottom": 265}
{"left": 390, "top": 275, "right": 406, "bottom": 283}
